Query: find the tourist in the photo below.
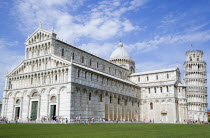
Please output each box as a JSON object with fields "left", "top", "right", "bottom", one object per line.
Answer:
{"left": 66, "top": 118, "right": 68, "bottom": 124}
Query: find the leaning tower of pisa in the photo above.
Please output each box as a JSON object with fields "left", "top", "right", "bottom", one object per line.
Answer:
{"left": 184, "top": 50, "right": 208, "bottom": 122}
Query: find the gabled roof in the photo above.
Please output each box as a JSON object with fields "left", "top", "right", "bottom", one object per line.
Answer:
{"left": 7, "top": 54, "right": 71, "bottom": 76}
{"left": 138, "top": 80, "right": 185, "bottom": 88}
{"left": 25, "top": 27, "right": 55, "bottom": 42}
{"left": 130, "top": 67, "right": 179, "bottom": 76}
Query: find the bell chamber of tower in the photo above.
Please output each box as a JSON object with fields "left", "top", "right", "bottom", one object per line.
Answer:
{"left": 109, "top": 42, "right": 135, "bottom": 74}
{"left": 184, "top": 50, "right": 208, "bottom": 122}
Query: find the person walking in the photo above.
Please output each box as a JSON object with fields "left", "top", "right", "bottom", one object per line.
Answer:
{"left": 66, "top": 118, "right": 68, "bottom": 124}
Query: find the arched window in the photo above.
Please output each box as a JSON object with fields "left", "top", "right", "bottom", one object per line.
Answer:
{"left": 118, "top": 98, "right": 120, "bottom": 104}
{"left": 81, "top": 56, "right": 84, "bottom": 63}
{"left": 43, "top": 76, "right": 46, "bottom": 84}
{"left": 97, "top": 62, "right": 99, "bottom": 68}
{"left": 85, "top": 72, "right": 87, "bottom": 79}
{"left": 147, "top": 76, "right": 149, "bottom": 81}
{"left": 148, "top": 88, "right": 150, "bottom": 94}
{"left": 100, "top": 94, "right": 103, "bottom": 102}
{"left": 37, "top": 50, "right": 40, "bottom": 56}
{"left": 8, "top": 80, "right": 12, "bottom": 89}
{"left": 160, "top": 87, "right": 162, "bottom": 93}
{"left": 110, "top": 96, "right": 112, "bottom": 103}
{"left": 31, "top": 78, "right": 33, "bottom": 85}
{"left": 91, "top": 74, "right": 93, "bottom": 81}
{"left": 167, "top": 74, "right": 169, "bottom": 79}
{"left": 61, "top": 49, "right": 64, "bottom": 56}
{"left": 154, "top": 88, "right": 157, "bottom": 93}
{"left": 51, "top": 96, "right": 56, "bottom": 102}
{"left": 150, "top": 102, "right": 153, "bottom": 110}
{"left": 72, "top": 52, "right": 74, "bottom": 60}
{"left": 89, "top": 59, "right": 92, "bottom": 66}
{"left": 55, "top": 75, "right": 57, "bottom": 81}
{"left": 166, "top": 86, "right": 169, "bottom": 92}
{"left": 156, "top": 75, "right": 158, "bottom": 80}
{"left": 138, "top": 77, "right": 140, "bottom": 82}
{"left": 78, "top": 69, "right": 80, "bottom": 78}
{"left": 130, "top": 67, "right": 134, "bottom": 73}
{"left": 89, "top": 93, "right": 91, "bottom": 101}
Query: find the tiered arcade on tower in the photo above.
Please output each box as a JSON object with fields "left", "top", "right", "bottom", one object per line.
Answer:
{"left": 184, "top": 50, "right": 208, "bottom": 122}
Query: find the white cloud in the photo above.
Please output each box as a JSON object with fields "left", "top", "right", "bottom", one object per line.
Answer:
{"left": 135, "top": 61, "right": 178, "bottom": 72}
{"left": 79, "top": 42, "right": 116, "bottom": 59}
{"left": 126, "top": 30, "right": 210, "bottom": 54}
{"left": 0, "top": 39, "right": 19, "bottom": 48}
{"left": 14, "top": 0, "right": 147, "bottom": 43}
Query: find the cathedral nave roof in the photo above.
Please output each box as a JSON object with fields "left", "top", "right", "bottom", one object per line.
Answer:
{"left": 130, "top": 67, "right": 179, "bottom": 76}
{"left": 138, "top": 81, "right": 176, "bottom": 87}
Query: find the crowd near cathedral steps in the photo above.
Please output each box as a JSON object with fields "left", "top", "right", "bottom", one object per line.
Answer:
{"left": 0, "top": 26, "right": 208, "bottom": 123}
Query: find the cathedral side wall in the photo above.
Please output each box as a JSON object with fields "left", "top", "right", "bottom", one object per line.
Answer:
{"left": 69, "top": 64, "right": 141, "bottom": 121}
{"left": 53, "top": 40, "right": 129, "bottom": 80}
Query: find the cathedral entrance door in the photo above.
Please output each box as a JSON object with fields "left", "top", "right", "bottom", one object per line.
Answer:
{"left": 50, "top": 105, "right": 56, "bottom": 119}
{"left": 161, "top": 113, "right": 167, "bottom": 122}
{"left": 15, "top": 107, "right": 20, "bottom": 119}
{"left": 31, "top": 101, "right": 38, "bottom": 121}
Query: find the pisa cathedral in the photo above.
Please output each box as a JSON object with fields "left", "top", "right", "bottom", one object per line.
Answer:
{"left": 1, "top": 26, "right": 208, "bottom": 123}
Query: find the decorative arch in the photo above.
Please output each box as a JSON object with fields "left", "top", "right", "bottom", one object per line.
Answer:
{"left": 7, "top": 92, "right": 13, "bottom": 98}
{"left": 30, "top": 89, "right": 39, "bottom": 96}
{"left": 14, "top": 91, "right": 22, "bottom": 98}
{"left": 82, "top": 88, "right": 87, "bottom": 94}
{"left": 75, "top": 87, "right": 80, "bottom": 93}
{"left": 41, "top": 88, "right": 46, "bottom": 94}
{"left": 49, "top": 88, "right": 57, "bottom": 95}
{"left": 23, "top": 90, "right": 27, "bottom": 95}
{"left": 31, "top": 92, "right": 39, "bottom": 97}
{"left": 59, "top": 86, "right": 67, "bottom": 94}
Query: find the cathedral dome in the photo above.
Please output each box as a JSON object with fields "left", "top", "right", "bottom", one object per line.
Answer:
{"left": 109, "top": 42, "right": 132, "bottom": 60}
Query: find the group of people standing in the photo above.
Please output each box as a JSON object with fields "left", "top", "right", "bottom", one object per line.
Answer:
{"left": 0, "top": 117, "right": 8, "bottom": 123}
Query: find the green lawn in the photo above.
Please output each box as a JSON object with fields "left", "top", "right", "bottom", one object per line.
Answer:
{"left": 0, "top": 123, "right": 209, "bottom": 138}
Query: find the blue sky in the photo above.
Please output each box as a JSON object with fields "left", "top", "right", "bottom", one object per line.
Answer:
{"left": 1, "top": 0, "right": 210, "bottom": 108}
